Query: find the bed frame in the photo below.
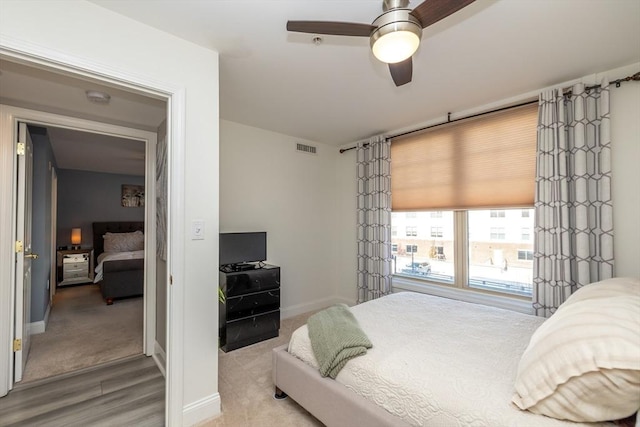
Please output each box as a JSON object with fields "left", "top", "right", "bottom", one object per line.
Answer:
{"left": 92, "top": 221, "right": 145, "bottom": 305}
{"left": 272, "top": 344, "right": 410, "bottom": 427}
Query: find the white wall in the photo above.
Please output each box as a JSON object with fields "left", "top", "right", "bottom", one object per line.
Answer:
{"left": 220, "top": 120, "right": 349, "bottom": 316}
{"left": 606, "top": 64, "right": 640, "bottom": 279}
{"left": 1, "top": 1, "right": 220, "bottom": 424}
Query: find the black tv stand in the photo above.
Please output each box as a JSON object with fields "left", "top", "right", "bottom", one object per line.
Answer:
{"left": 219, "top": 264, "right": 280, "bottom": 352}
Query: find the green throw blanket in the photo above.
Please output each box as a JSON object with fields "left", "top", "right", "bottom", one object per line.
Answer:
{"left": 307, "top": 304, "right": 372, "bottom": 379}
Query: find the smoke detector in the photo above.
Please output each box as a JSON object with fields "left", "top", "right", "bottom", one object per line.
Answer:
{"left": 85, "top": 90, "right": 111, "bottom": 104}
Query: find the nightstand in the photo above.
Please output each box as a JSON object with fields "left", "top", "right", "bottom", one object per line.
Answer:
{"left": 57, "top": 248, "right": 94, "bottom": 286}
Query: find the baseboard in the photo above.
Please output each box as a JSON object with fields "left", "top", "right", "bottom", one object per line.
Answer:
{"left": 28, "top": 303, "right": 51, "bottom": 335}
{"left": 281, "top": 295, "right": 354, "bottom": 319}
{"left": 182, "top": 392, "right": 221, "bottom": 426}
{"left": 152, "top": 341, "right": 166, "bottom": 377}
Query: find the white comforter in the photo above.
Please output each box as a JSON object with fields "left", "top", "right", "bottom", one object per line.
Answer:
{"left": 93, "top": 250, "right": 144, "bottom": 283}
{"left": 288, "top": 292, "right": 613, "bottom": 427}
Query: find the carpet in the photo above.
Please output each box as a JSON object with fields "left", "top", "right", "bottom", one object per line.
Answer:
{"left": 22, "top": 284, "right": 143, "bottom": 383}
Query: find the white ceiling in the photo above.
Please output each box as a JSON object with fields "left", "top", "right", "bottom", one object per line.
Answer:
{"left": 87, "top": 0, "right": 640, "bottom": 145}
{"left": 0, "top": 0, "right": 639, "bottom": 175}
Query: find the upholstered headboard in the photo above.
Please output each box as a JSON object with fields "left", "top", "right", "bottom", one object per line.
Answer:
{"left": 92, "top": 221, "right": 144, "bottom": 263}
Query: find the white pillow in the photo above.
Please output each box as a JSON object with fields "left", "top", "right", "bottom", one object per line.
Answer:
{"left": 512, "top": 280, "right": 640, "bottom": 422}
{"left": 562, "top": 277, "right": 640, "bottom": 307}
{"left": 103, "top": 230, "right": 144, "bottom": 253}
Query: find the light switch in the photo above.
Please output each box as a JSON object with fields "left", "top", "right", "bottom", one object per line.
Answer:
{"left": 192, "top": 220, "right": 205, "bottom": 240}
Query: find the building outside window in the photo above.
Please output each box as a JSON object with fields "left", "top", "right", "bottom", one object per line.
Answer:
{"left": 393, "top": 209, "right": 534, "bottom": 296}
{"left": 406, "top": 226, "right": 417, "bottom": 237}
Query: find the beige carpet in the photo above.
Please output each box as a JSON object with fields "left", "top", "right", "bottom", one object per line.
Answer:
{"left": 22, "top": 284, "right": 143, "bottom": 383}
{"left": 201, "top": 311, "right": 324, "bottom": 427}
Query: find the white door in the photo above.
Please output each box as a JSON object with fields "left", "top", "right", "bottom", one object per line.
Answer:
{"left": 14, "top": 122, "right": 35, "bottom": 383}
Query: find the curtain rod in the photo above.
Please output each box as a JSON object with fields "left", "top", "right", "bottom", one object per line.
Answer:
{"left": 339, "top": 71, "right": 640, "bottom": 154}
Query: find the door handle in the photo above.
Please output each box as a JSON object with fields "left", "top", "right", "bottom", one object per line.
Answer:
{"left": 25, "top": 253, "right": 39, "bottom": 260}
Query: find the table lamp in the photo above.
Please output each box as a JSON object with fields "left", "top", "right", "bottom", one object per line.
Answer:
{"left": 71, "top": 228, "right": 81, "bottom": 250}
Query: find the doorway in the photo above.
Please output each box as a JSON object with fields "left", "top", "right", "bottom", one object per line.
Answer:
{"left": 19, "top": 122, "right": 154, "bottom": 383}
{"left": 0, "top": 35, "right": 190, "bottom": 424}
{"left": 3, "top": 107, "right": 160, "bottom": 381}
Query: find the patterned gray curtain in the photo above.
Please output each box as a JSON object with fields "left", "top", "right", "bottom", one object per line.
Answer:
{"left": 356, "top": 135, "right": 392, "bottom": 303}
{"left": 533, "top": 79, "right": 614, "bottom": 317}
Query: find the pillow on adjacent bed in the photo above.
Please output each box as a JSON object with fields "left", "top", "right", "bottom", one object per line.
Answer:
{"left": 512, "top": 278, "right": 640, "bottom": 423}
{"left": 103, "top": 230, "right": 144, "bottom": 252}
{"left": 561, "top": 277, "right": 640, "bottom": 307}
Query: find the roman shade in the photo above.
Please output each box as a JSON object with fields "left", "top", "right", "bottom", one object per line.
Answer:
{"left": 391, "top": 103, "right": 538, "bottom": 211}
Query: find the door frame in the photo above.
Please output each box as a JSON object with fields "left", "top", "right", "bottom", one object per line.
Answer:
{"left": 0, "top": 43, "right": 187, "bottom": 425}
{"left": 50, "top": 166, "right": 57, "bottom": 305}
{"left": 2, "top": 105, "right": 158, "bottom": 374}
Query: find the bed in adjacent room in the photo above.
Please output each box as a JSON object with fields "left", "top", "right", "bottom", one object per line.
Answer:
{"left": 273, "top": 278, "right": 640, "bottom": 427}
{"left": 92, "top": 221, "right": 145, "bottom": 305}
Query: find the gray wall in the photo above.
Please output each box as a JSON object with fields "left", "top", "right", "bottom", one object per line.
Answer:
{"left": 56, "top": 170, "right": 144, "bottom": 250}
{"left": 30, "top": 127, "right": 57, "bottom": 323}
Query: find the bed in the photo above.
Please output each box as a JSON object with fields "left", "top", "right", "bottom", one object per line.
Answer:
{"left": 273, "top": 278, "right": 640, "bottom": 427}
{"left": 92, "top": 221, "right": 145, "bottom": 305}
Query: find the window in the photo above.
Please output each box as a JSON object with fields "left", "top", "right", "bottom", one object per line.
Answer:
{"left": 406, "top": 212, "right": 416, "bottom": 218}
{"left": 406, "top": 245, "right": 418, "bottom": 254}
{"left": 469, "top": 210, "right": 534, "bottom": 296}
{"left": 391, "top": 226, "right": 397, "bottom": 237}
{"left": 430, "top": 226, "right": 443, "bottom": 238}
{"left": 405, "top": 226, "right": 417, "bottom": 237}
{"left": 390, "top": 103, "right": 537, "bottom": 298}
{"left": 391, "top": 244, "right": 398, "bottom": 253}
{"left": 393, "top": 209, "right": 534, "bottom": 296}
{"left": 490, "top": 227, "right": 506, "bottom": 240}
{"left": 518, "top": 250, "right": 534, "bottom": 261}
{"left": 406, "top": 245, "right": 418, "bottom": 253}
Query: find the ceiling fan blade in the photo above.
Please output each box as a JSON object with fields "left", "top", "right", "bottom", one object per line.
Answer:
{"left": 410, "top": 0, "right": 476, "bottom": 28}
{"left": 389, "top": 58, "right": 412, "bottom": 87}
{"left": 286, "top": 21, "right": 375, "bottom": 37}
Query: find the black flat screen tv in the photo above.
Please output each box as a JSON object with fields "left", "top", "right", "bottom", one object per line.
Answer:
{"left": 219, "top": 232, "right": 267, "bottom": 267}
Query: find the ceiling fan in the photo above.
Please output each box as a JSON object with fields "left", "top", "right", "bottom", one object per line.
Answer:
{"left": 287, "top": 0, "right": 476, "bottom": 86}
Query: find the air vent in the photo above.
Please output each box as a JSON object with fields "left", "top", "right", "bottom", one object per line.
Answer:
{"left": 296, "top": 143, "right": 317, "bottom": 155}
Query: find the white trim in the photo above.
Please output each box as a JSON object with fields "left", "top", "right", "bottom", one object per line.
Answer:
{"left": 281, "top": 295, "right": 353, "bottom": 319}
{"left": 0, "top": 106, "right": 17, "bottom": 397}
{"left": 152, "top": 340, "right": 166, "bottom": 377}
{"left": 166, "top": 89, "right": 186, "bottom": 426}
{"left": 392, "top": 276, "right": 534, "bottom": 315}
{"left": 182, "top": 393, "right": 221, "bottom": 427}
{"left": 28, "top": 303, "right": 50, "bottom": 335}
{"left": 144, "top": 130, "right": 157, "bottom": 357}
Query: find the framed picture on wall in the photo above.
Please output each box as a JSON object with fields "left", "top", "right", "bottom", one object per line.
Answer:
{"left": 122, "top": 184, "right": 145, "bottom": 207}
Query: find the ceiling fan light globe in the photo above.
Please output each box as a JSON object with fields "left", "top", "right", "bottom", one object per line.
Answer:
{"left": 372, "top": 30, "right": 420, "bottom": 63}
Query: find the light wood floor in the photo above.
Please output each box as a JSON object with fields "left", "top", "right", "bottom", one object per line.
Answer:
{"left": 0, "top": 355, "right": 164, "bottom": 427}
